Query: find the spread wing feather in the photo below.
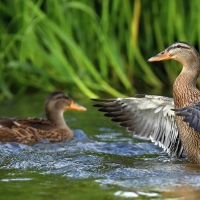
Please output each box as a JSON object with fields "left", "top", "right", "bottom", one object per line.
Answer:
{"left": 92, "top": 94, "right": 184, "bottom": 158}
{"left": 173, "top": 102, "right": 200, "bottom": 132}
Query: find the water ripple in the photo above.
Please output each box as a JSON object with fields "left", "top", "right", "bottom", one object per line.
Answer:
{"left": 0, "top": 129, "right": 200, "bottom": 191}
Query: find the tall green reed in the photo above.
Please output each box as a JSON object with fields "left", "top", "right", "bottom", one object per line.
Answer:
{"left": 0, "top": 0, "right": 200, "bottom": 99}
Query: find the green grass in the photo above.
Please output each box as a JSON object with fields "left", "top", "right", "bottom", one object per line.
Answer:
{"left": 0, "top": 0, "right": 200, "bottom": 99}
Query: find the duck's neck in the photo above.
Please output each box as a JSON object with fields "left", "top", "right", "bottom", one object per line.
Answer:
{"left": 173, "top": 63, "right": 200, "bottom": 108}
{"left": 46, "top": 109, "right": 68, "bottom": 129}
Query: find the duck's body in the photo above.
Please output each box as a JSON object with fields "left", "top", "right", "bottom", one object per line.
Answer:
{"left": 0, "top": 91, "right": 86, "bottom": 145}
{"left": 173, "top": 72, "right": 200, "bottom": 162}
{"left": 93, "top": 42, "right": 200, "bottom": 163}
{"left": 149, "top": 42, "right": 200, "bottom": 163}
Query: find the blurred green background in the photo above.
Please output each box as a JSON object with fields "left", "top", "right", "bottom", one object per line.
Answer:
{"left": 0, "top": 0, "right": 200, "bottom": 100}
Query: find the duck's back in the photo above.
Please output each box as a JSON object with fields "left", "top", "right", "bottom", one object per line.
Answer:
{"left": 0, "top": 118, "right": 73, "bottom": 145}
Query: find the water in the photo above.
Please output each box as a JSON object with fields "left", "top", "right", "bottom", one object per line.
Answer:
{"left": 0, "top": 93, "right": 200, "bottom": 200}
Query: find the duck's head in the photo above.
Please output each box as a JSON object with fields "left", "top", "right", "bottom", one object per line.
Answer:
{"left": 45, "top": 91, "right": 86, "bottom": 118}
{"left": 148, "top": 42, "right": 199, "bottom": 67}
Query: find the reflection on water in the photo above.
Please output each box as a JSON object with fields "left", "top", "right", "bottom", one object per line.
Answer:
{"left": 0, "top": 94, "right": 200, "bottom": 200}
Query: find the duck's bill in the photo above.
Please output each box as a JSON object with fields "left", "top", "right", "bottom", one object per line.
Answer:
{"left": 69, "top": 101, "right": 87, "bottom": 111}
{"left": 148, "top": 50, "right": 171, "bottom": 62}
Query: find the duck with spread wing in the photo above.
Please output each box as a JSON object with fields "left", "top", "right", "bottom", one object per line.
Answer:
{"left": 93, "top": 42, "right": 200, "bottom": 164}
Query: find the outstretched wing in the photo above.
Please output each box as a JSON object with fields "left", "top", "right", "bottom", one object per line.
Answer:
{"left": 173, "top": 102, "right": 200, "bottom": 132}
{"left": 92, "top": 94, "right": 183, "bottom": 158}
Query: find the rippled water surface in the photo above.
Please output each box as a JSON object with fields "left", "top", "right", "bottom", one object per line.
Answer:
{"left": 0, "top": 94, "right": 200, "bottom": 200}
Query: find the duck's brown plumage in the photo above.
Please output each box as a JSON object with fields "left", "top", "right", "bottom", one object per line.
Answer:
{"left": 149, "top": 42, "right": 200, "bottom": 163}
{"left": 0, "top": 91, "right": 86, "bottom": 145}
{"left": 93, "top": 42, "right": 200, "bottom": 164}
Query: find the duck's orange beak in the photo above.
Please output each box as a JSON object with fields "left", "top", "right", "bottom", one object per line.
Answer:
{"left": 148, "top": 50, "right": 172, "bottom": 62}
{"left": 69, "top": 101, "right": 87, "bottom": 111}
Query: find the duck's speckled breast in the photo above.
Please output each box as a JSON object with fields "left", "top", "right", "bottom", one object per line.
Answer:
{"left": 173, "top": 71, "right": 200, "bottom": 163}
{"left": 173, "top": 71, "right": 200, "bottom": 108}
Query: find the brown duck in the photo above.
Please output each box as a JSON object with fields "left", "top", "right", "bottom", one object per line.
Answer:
{"left": 0, "top": 91, "right": 86, "bottom": 145}
{"left": 93, "top": 42, "right": 200, "bottom": 164}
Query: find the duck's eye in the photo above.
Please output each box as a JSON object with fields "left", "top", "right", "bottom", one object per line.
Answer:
{"left": 177, "top": 45, "right": 181, "bottom": 48}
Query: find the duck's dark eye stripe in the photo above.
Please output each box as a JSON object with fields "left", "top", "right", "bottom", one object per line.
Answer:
{"left": 55, "top": 95, "right": 70, "bottom": 100}
{"left": 176, "top": 45, "right": 190, "bottom": 49}
{"left": 168, "top": 45, "right": 190, "bottom": 51}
